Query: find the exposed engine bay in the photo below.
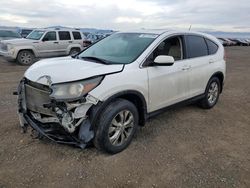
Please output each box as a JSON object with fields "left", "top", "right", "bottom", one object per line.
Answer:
{"left": 17, "top": 78, "right": 99, "bottom": 148}
{"left": 29, "top": 95, "right": 98, "bottom": 133}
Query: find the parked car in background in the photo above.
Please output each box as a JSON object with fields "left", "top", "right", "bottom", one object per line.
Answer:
{"left": 217, "top": 38, "right": 226, "bottom": 46}
{"left": 242, "top": 39, "right": 250, "bottom": 46}
{"left": 82, "top": 33, "right": 111, "bottom": 47}
{"left": 238, "top": 39, "right": 249, "bottom": 46}
{"left": 246, "top": 39, "right": 250, "bottom": 43}
{"left": 0, "top": 29, "right": 22, "bottom": 41}
{"left": 225, "top": 38, "right": 237, "bottom": 46}
{"left": 20, "top": 29, "right": 33, "bottom": 38}
{"left": 230, "top": 38, "right": 249, "bottom": 46}
{"left": 0, "top": 28, "right": 85, "bottom": 65}
{"left": 218, "top": 38, "right": 236, "bottom": 46}
{"left": 17, "top": 30, "right": 226, "bottom": 153}
{"left": 82, "top": 32, "right": 89, "bottom": 38}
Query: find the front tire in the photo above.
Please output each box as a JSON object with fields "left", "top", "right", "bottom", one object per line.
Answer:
{"left": 17, "top": 50, "right": 35, "bottom": 65}
{"left": 199, "top": 77, "right": 221, "bottom": 109}
{"left": 94, "top": 99, "right": 139, "bottom": 154}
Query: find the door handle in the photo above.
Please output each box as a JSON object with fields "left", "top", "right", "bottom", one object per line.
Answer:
{"left": 69, "top": 41, "right": 73, "bottom": 43}
{"left": 209, "top": 59, "right": 215, "bottom": 64}
{"left": 182, "top": 65, "right": 191, "bottom": 71}
{"left": 54, "top": 42, "right": 59, "bottom": 44}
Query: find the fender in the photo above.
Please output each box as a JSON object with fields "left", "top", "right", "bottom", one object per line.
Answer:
{"left": 88, "top": 90, "right": 148, "bottom": 129}
{"left": 66, "top": 44, "right": 83, "bottom": 54}
{"left": 208, "top": 71, "right": 225, "bottom": 93}
{"left": 14, "top": 46, "right": 37, "bottom": 58}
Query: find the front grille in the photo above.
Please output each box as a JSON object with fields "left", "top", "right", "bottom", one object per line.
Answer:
{"left": 25, "top": 81, "right": 55, "bottom": 116}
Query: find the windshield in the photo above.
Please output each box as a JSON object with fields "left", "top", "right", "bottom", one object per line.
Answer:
{"left": 0, "top": 30, "right": 21, "bottom": 38}
{"left": 26, "top": 30, "right": 45, "bottom": 40}
{"left": 79, "top": 33, "right": 158, "bottom": 64}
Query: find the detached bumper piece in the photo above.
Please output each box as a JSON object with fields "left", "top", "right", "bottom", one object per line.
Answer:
{"left": 24, "top": 113, "right": 93, "bottom": 149}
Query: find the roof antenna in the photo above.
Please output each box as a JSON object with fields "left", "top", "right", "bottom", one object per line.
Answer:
{"left": 189, "top": 25, "right": 192, "bottom": 31}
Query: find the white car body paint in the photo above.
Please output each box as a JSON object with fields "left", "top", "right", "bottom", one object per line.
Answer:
{"left": 24, "top": 56, "right": 123, "bottom": 85}
{"left": 16, "top": 30, "right": 226, "bottom": 150}
{"left": 90, "top": 30, "right": 226, "bottom": 113}
{"left": 23, "top": 30, "right": 226, "bottom": 114}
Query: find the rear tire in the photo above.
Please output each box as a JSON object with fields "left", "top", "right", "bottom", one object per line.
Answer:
{"left": 17, "top": 50, "right": 35, "bottom": 65}
{"left": 199, "top": 77, "right": 221, "bottom": 109}
{"left": 94, "top": 99, "right": 139, "bottom": 154}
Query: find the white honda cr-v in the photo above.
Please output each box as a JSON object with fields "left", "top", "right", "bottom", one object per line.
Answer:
{"left": 17, "top": 30, "right": 226, "bottom": 154}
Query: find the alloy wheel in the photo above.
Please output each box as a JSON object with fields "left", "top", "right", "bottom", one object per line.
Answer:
{"left": 20, "top": 52, "right": 32, "bottom": 65}
{"left": 207, "top": 82, "right": 219, "bottom": 104}
{"left": 108, "top": 110, "right": 134, "bottom": 146}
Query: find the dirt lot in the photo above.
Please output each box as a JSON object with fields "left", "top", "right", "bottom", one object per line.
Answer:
{"left": 0, "top": 47, "right": 250, "bottom": 188}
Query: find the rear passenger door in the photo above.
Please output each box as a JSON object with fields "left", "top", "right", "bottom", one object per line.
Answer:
{"left": 184, "top": 35, "right": 217, "bottom": 97}
{"left": 58, "top": 31, "right": 72, "bottom": 55}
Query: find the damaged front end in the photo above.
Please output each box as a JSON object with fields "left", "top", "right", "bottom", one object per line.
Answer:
{"left": 17, "top": 77, "right": 102, "bottom": 148}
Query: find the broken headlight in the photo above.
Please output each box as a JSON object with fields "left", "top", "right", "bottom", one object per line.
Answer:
{"left": 50, "top": 76, "right": 103, "bottom": 100}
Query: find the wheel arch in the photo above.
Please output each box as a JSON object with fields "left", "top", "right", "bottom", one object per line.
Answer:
{"left": 16, "top": 48, "right": 36, "bottom": 59}
{"left": 88, "top": 90, "right": 148, "bottom": 128}
{"left": 210, "top": 71, "right": 224, "bottom": 93}
{"left": 67, "top": 45, "right": 82, "bottom": 54}
{"left": 70, "top": 47, "right": 81, "bottom": 51}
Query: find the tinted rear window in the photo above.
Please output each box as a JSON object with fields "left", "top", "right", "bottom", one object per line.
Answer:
{"left": 205, "top": 39, "right": 218, "bottom": 55}
{"left": 72, "top": 32, "right": 82, "bottom": 40}
{"left": 186, "top": 35, "right": 208, "bottom": 58}
{"left": 59, "top": 31, "right": 71, "bottom": 40}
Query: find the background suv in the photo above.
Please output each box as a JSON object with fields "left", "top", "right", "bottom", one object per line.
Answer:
{"left": 17, "top": 30, "right": 226, "bottom": 154}
{"left": 0, "top": 28, "right": 84, "bottom": 65}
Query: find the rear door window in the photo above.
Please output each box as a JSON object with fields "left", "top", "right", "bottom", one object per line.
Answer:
{"left": 186, "top": 35, "right": 208, "bottom": 58}
{"left": 72, "top": 32, "right": 82, "bottom": 40}
{"left": 205, "top": 39, "right": 218, "bottom": 55}
{"left": 59, "top": 31, "right": 71, "bottom": 40}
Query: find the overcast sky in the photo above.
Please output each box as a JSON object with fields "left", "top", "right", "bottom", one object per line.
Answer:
{"left": 0, "top": 0, "right": 250, "bottom": 32}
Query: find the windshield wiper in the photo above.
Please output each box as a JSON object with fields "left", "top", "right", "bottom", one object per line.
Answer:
{"left": 80, "top": 56, "right": 110, "bottom": 64}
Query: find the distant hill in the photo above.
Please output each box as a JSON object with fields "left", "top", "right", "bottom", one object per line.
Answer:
{"left": 46, "top": 26, "right": 113, "bottom": 34}
{"left": 1, "top": 25, "right": 249, "bottom": 38}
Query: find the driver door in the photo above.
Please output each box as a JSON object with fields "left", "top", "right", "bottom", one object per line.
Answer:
{"left": 36, "top": 31, "right": 60, "bottom": 57}
{"left": 146, "top": 35, "right": 190, "bottom": 112}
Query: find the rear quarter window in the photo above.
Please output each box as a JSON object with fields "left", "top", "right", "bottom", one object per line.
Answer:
{"left": 186, "top": 35, "right": 208, "bottom": 58}
{"left": 72, "top": 32, "right": 82, "bottom": 40}
{"left": 205, "top": 39, "right": 219, "bottom": 55}
{"left": 59, "top": 31, "right": 71, "bottom": 40}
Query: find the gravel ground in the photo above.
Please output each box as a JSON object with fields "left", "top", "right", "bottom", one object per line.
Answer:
{"left": 0, "top": 47, "right": 250, "bottom": 188}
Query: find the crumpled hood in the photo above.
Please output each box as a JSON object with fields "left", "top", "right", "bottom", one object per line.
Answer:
{"left": 24, "top": 56, "right": 124, "bottom": 85}
{"left": 2, "top": 38, "right": 36, "bottom": 45}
